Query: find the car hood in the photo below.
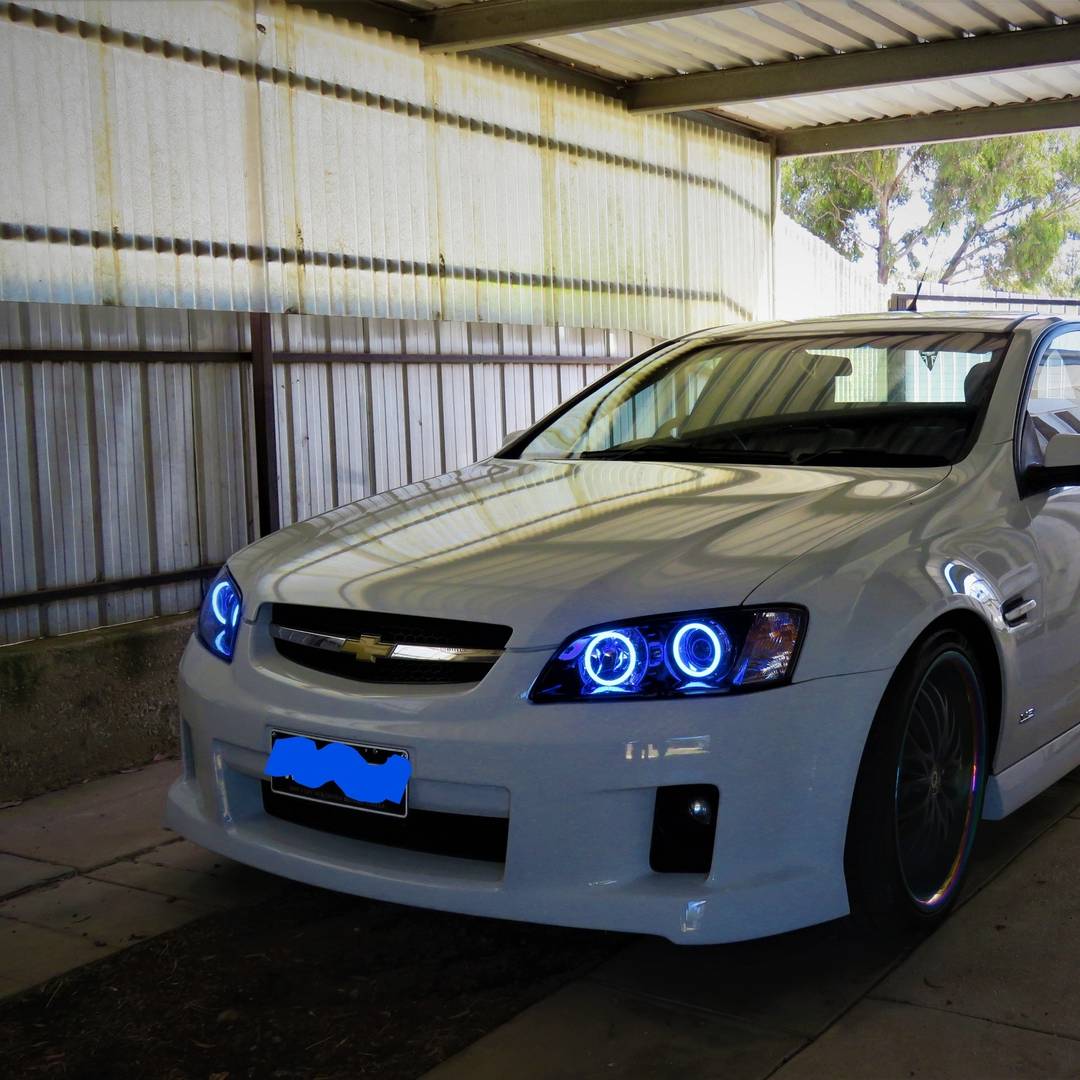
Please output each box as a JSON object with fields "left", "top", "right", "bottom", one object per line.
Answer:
{"left": 231, "top": 458, "right": 948, "bottom": 648}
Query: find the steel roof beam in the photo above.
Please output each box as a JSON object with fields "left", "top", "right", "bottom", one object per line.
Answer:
{"left": 419, "top": 1, "right": 777, "bottom": 53}
{"left": 299, "top": 1, "right": 421, "bottom": 38}
{"left": 775, "top": 97, "right": 1080, "bottom": 157}
{"left": 627, "top": 22, "right": 1080, "bottom": 113}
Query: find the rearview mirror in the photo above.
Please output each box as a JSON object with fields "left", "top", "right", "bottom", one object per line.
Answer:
{"left": 1025, "top": 432, "right": 1080, "bottom": 493}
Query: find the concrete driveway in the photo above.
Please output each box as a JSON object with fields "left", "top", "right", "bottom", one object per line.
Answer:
{"left": 2, "top": 762, "right": 1079, "bottom": 1078}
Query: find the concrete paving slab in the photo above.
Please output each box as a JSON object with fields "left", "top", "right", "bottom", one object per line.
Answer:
{"left": 963, "top": 779, "right": 1080, "bottom": 898}
{"left": 89, "top": 852, "right": 280, "bottom": 908}
{"left": 423, "top": 979, "right": 803, "bottom": 1080}
{"left": 0, "top": 852, "right": 73, "bottom": 898}
{"left": 0, "top": 916, "right": 115, "bottom": 999}
{"left": 0, "top": 874, "right": 211, "bottom": 949}
{"left": 133, "top": 838, "right": 244, "bottom": 874}
{"left": 591, "top": 921, "right": 900, "bottom": 1041}
{"left": 771, "top": 999, "right": 1080, "bottom": 1080}
{"left": 876, "top": 817, "right": 1080, "bottom": 1040}
{"left": 0, "top": 761, "right": 178, "bottom": 871}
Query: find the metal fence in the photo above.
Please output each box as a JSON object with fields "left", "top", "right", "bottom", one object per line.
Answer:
{"left": 890, "top": 284, "right": 1080, "bottom": 315}
{"left": 773, "top": 215, "right": 889, "bottom": 320}
{"left": 0, "top": 300, "right": 652, "bottom": 644}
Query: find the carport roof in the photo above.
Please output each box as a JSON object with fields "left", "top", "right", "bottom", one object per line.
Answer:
{"left": 300, "top": 1, "right": 1080, "bottom": 154}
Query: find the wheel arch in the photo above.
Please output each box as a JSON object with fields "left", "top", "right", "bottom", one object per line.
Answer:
{"left": 843, "top": 606, "right": 1002, "bottom": 926}
{"left": 895, "top": 609, "right": 1004, "bottom": 774}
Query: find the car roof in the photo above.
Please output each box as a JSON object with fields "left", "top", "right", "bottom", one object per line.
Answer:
{"left": 683, "top": 310, "right": 1064, "bottom": 342}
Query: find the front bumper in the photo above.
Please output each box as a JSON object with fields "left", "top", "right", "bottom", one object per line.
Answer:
{"left": 166, "top": 631, "right": 891, "bottom": 944}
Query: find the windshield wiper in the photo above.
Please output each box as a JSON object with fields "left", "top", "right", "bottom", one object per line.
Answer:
{"left": 578, "top": 440, "right": 687, "bottom": 460}
{"left": 789, "top": 447, "right": 952, "bottom": 467}
{"left": 578, "top": 443, "right": 792, "bottom": 463}
{"left": 577, "top": 443, "right": 951, "bottom": 467}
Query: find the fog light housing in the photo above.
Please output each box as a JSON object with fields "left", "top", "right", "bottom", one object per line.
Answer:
{"left": 650, "top": 784, "right": 718, "bottom": 874}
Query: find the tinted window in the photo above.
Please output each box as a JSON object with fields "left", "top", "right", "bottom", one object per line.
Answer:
{"left": 1021, "top": 328, "right": 1080, "bottom": 469}
{"left": 512, "top": 332, "right": 1009, "bottom": 467}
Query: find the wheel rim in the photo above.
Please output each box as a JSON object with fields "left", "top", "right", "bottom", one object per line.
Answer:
{"left": 894, "top": 651, "right": 984, "bottom": 911}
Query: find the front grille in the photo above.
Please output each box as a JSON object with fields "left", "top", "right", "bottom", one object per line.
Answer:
{"left": 262, "top": 783, "right": 509, "bottom": 863}
{"left": 269, "top": 604, "right": 512, "bottom": 685}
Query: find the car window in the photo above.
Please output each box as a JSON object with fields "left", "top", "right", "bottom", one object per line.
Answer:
{"left": 512, "top": 331, "right": 1009, "bottom": 467}
{"left": 1020, "top": 329, "right": 1080, "bottom": 469}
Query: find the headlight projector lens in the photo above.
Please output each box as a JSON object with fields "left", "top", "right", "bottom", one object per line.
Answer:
{"left": 670, "top": 620, "right": 731, "bottom": 680}
{"left": 582, "top": 630, "right": 641, "bottom": 688}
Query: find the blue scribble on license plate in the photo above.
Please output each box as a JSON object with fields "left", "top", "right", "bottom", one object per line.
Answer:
{"left": 265, "top": 736, "right": 411, "bottom": 804}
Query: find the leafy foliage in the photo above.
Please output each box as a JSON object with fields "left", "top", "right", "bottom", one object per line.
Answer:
{"left": 781, "top": 135, "right": 1080, "bottom": 289}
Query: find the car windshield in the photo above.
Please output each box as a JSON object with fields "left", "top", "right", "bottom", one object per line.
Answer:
{"left": 509, "top": 331, "right": 1010, "bottom": 467}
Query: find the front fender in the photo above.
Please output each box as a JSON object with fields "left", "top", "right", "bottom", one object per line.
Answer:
{"left": 742, "top": 447, "right": 1033, "bottom": 736}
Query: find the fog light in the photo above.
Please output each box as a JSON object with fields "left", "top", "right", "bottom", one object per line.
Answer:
{"left": 650, "top": 784, "right": 718, "bottom": 874}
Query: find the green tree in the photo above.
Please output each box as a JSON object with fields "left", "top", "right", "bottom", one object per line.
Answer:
{"left": 781, "top": 134, "right": 1080, "bottom": 289}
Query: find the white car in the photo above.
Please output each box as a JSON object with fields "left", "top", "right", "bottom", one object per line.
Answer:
{"left": 167, "top": 312, "right": 1080, "bottom": 944}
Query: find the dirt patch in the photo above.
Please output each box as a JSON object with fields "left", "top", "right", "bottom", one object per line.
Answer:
{"left": 0, "top": 883, "right": 620, "bottom": 1079}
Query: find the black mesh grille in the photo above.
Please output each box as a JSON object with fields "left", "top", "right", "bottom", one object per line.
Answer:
{"left": 262, "top": 783, "right": 508, "bottom": 863}
{"left": 269, "top": 604, "right": 511, "bottom": 685}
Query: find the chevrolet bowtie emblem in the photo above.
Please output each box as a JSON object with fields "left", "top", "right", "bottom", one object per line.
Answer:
{"left": 341, "top": 634, "right": 395, "bottom": 663}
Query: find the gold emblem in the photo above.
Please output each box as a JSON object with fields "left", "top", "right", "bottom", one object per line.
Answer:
{"left": 341, "top": 634, "right": 394, "bottom": 663}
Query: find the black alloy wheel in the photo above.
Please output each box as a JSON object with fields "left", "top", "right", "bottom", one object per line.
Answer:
{"left": 846, "top": 630, "right": 988, "bottom": 932}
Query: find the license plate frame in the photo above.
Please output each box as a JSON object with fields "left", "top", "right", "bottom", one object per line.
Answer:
{"left": 268, "top": 729, "right": 410, "bottom": 818}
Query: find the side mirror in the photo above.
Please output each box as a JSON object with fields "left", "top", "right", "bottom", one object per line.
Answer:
{"left": 1025, "top": 432, "right": 1080, "bottom": 493}
{"left": 1043, "top": 432, "right": 1080, "bottom": 470}
{"left": 495, "top": 428, "right": 527, "bottom": 456}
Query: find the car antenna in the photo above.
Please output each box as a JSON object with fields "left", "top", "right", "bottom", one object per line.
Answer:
{"left": 905, "top": 275, "right": 925, "bottom": 312}
{"left": 906, "top": 219, "right": 947, "bottom": 312}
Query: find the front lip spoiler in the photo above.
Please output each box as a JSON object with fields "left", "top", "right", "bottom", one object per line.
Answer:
{"left": 268, "top": 623, "right": 505, "bottom": 664}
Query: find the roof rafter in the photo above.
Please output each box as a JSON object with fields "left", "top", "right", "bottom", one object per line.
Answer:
{"left": 627, "top": 22, "right": 1080, "bottom": 113}
{"left": 775, "top": 97, "right": 1080, "bottom": 157}
{"left": 299, "top": 1, "right": 421, "bottom": 39}
{"left": 419, "top": 1, "right": 778, "bottom": 53}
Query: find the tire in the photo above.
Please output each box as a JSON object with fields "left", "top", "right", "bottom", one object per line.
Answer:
{"left": 845, "top": 629, "right": 989, "bottom": 933}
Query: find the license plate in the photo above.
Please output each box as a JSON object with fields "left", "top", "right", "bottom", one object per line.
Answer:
{"left": 268, "top": 729, "right": 410, "bottom": 818}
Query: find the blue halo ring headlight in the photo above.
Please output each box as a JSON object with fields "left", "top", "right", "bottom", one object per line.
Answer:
{"left": 197, "top": 567, "right": 243, "bottom": 662}
{"left": 670, "top": 620, "right": 730, "bottom": 680}
{"left": 578, "top": 627, "right": 648, "bottom": 693}
{"left": 531, "top": 607, "right": 806, "bottom": 702}
{"left": 210, "top": 578, "right": 240, "bottom": 626}
{"left": 583, "top": 630, "right": 638, "bottom": 687}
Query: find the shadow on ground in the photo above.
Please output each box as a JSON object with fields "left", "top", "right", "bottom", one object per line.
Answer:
{"left": 2, "top": 776, "right": 1077, "bottom": 1080}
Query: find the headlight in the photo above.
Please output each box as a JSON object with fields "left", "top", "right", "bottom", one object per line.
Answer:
{"left": 530, "top": 607, "right": 805, "bottom": 702}
{"left": 197, "top": 568, "right": 243, "bottom": 661}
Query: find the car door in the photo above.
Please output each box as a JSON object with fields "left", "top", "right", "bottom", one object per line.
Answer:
{"left": 1014, "top": 324, "right": 1080, "bottom": 748}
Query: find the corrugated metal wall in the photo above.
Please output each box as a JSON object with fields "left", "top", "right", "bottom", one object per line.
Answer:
{"left": 0, "top": 0, "right": 774, "bottom": 338}
{"left": 773, "top": 215, "right": 889, "bottom": 320}
{"left": 0, "top": 0, "right": 775, "bottom": 645}
{"left": 0, "top": 300, "right": 649, "bottom": 643}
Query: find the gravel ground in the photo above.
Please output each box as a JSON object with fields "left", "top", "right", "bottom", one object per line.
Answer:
{"left": 0, "top": 883, "right": 619, "bottom": 1080}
